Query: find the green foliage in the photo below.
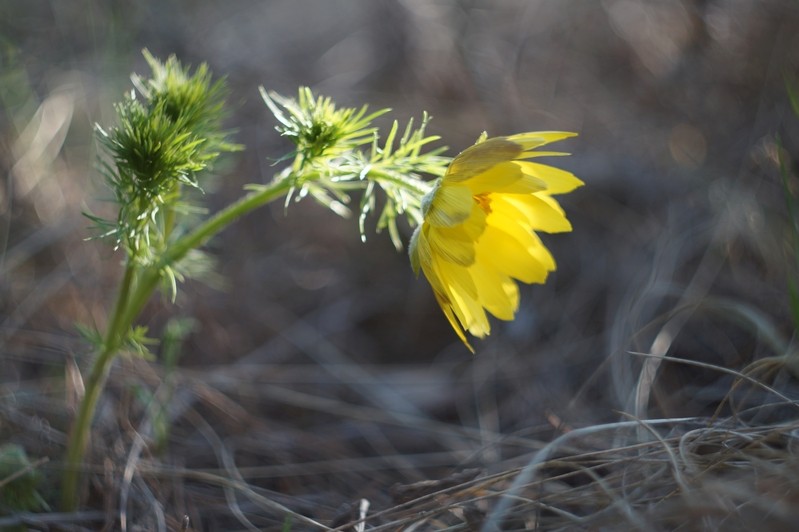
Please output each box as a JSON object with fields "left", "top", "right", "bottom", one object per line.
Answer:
{"left": 781, "top": 76, "right": 799, "bottom": 334}
{"left": 135, "top": 50, "right": 235, "bottom": 147}
{"left": 125, "top": 325, "right": 158, "bottom": 360}
{"left": 90, "top": 50, "right": 241, "bottom": 260}
{"left": 778, "top": 150, "right": 799, "bottom": 333}
{"left": 65, "top": 57, "right": 451, "bottom": 511}
{"left": 352, "top": 113, "right": 449, "bottom": 249}
{"left": 0, "top": 444, "right": 48, "bottom": 517}
{"left": 63, "top": 54, "right": 245, "bottom": 510}
{"left": 76, "top": 319, "right": 156, "bottom": 359}
{"left": 787, "top": 73, "right": 799, "bottom": 117}
{"left": 262, "top": 86, "right": 386, "bottom": 166}
{"left": 259, "top": 87, "right": 450, "bottom": 250}
{"left": 75, "top": 322, "right": 103, "bottom": 350}
{"left": 158, "top": 318, "right": 194, "bottom": 452}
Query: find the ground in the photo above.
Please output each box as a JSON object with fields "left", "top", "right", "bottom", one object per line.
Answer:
{"left": 2, "top": 1, "right": 799, "bottom": 530}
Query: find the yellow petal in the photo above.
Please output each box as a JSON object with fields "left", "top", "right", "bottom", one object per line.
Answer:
{"left": 451, "top": 289, "right": 491, "bottom": 338}
{"left": 416, "top": 226, "right": 482, "bottom": 351}
{"left": 527, "top": 232, "right": 557, "bottom": 273}
{"left": 424, "top": 183, "right": 473, "bottom": 227}
{"left": 434, "top": 291, "right": 473, "bottom": 352}
{"left": 412, "top": 131, "right": 580, "bottom": 349}
{"left": 519, "top": 151, "right": 571, "bottom": 158}
{"left": 426, "top": 201, "right": 489, "bottom": 266}
{"left": 427, "top": 226, "right": 475, "bottom": 266}
{"left": 435, "top": 254, "right": 478, "bottom": 300}
{"left": 488, "top": 202, "right": 557, "bottom": 271}
{"left": 515, "top": 161, "right": 583, "bottom": 195}
{"left": 478, "top": 224, "right": 550, "bottom": 284}
{"left": 445, "top": 137, "right": 522, "bottom": 182}
{"left": 463, "top": 162, "right": 546, "bottom": 195}
{"left": 416, "top": 228, "right": 448, "bottom": 298}
{"left": 433, "top": 202, "right": 487, "bottom": 242}
{"left": 436, "top": 258, "right": 490, "bottom": 337}
{"left": 500, "top": 194, "right": 572, "bottom": 234}
{"left": 469, "top": 259, "right": 519, "bottom": 320}
{"left": 507, "top": 131, "right": 577, "bottom": 151}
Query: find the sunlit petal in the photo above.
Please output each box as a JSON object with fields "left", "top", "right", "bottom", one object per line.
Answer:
{"left": 464, "top": 162, "right": 547, "bottom": 195}
{"left": 499, "top": 194, "right": 573, "bottom": 234}
{"left": 515, "top": 160, "right": 584, "bottom": 194}
{"left": 446, "top": 137, "right": 522, "bottom": 181}
{"left": 408, "top": 131, "right": 581, "bottom": 350}
{"left": 424, "top": 183, "right": 473, "bottom": 227}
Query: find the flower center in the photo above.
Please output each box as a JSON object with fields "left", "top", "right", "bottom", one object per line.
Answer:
{"left": 474, "top": 193, "right": 492, "bottom": 215}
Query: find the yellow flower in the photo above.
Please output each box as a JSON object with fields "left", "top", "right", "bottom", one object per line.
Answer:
{"left": 409, "top": 132, "right": 582, "bottom": 351}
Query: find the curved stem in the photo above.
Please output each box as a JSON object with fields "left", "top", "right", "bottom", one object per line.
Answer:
{"left": 61, "top": 260, "right": 137, "bottom": 511}
{"left": 161, "top": 176, "right": 294, "bottom": 268}
{"left": 60, "top": 176, "right": 293, "bottom": 511}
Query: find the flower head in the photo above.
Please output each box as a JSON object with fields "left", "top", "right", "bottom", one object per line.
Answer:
{"left": 260, "top": 86, "right": 388, "bottom": 166}
{"left": 409, "top": 132, "right": 582, "bottom": 351}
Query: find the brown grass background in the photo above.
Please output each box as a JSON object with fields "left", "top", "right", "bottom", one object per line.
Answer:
{"left": 3, "top": 1, "right": 799, "bottom": 530}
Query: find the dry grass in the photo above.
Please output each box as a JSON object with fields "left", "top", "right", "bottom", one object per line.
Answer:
{"left": 5, "top": 355, "right": 799, "bottom": 530}
{"left": 3, "top": 1, "right": 799, "bottom": 530}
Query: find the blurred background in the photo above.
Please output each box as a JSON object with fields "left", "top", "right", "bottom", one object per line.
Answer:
{"left": 3, "top": 0, "right": 799, "bottom": 528}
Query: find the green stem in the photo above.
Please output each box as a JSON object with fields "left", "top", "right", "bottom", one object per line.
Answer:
{"left": 367, "top": 167, "right": 433, "bottom": 196}
{"left": 160, "top": 176, "right": 294, "bottom": 268}
{"left": 60, "top": 176, "right": 293, "bottom": 510}
{"left": 61, "top": 260, "right": 137, "bottom": 511}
